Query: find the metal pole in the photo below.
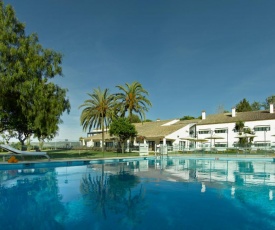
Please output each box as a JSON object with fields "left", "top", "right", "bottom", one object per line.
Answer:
{"left": 264, "top": 128, "right": 266, "bottom": 157}
{"left": 227, "top": 128, "right": 229, "bottom": 157}
{"left": 265, "top": 130, "right": 267, "bottom": 148}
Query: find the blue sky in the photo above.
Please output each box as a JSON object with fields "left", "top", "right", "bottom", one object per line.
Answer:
{"left": 4, "top": 0, "right": 275, "bottom": 141}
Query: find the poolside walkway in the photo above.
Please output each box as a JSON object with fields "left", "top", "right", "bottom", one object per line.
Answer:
{"left": 0, "top": 152, "right": 275, "bottom": 165}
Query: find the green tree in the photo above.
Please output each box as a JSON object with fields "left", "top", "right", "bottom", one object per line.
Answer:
{"left": 79, "top": 87, "right": 115, "bottom": 152}
{"left": 263, "top": 95, "right": 275, "bottom": 109}
{"left": 115, "top": 81, "right": 152, "bottom": 122}
{"left": 234, "top": 120, "right": 245, "bottom": 134}
{"left": 33, "top": 82, "right": 70, "bottom": 147}
{"left": 251, "top": 101, "right": 262, "bottom": 111}
{"left": 236, "top": 98, "right": 252, "bottom": 112}
{"left": 1, "top": 129, "right": 16, "bottom": 144}
{"left": 109, "top": 117, "right": 137, "bottom": 153}
{"left": 129, "top": 114, "right": 141, "bottom": 123}
{"left": 234, "top": 121, "right": 254, "bottom": 147}
{"left": 180, "top": 115, "right": 195, "bottom": 120}
{"left": 0, "top": 2, "right": 70, "bottom": 145}
{"left": 234, "top": 120, "right": 245, "bottom": 147}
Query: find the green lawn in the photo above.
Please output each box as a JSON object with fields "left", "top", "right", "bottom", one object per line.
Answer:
{"left": 0, "top": 149, "right": 143, "bottom": 162}
{"left": 47, "top": 149, "right": 141, "bottom": 159}
{"left": 1, "top": 148, "right": 274, "bottom": 163}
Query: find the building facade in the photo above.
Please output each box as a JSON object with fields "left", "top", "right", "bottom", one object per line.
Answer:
{"left": 83, "top": 104, "right": 275, "bottom": 151}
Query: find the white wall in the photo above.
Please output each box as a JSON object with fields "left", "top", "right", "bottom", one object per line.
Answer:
{"left": 197, "top": 119, "right": 275, "bottom": 148}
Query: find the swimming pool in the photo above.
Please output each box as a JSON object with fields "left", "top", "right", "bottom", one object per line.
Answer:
{"left": 0, "top": 157, "right": 275, "bottom": 229}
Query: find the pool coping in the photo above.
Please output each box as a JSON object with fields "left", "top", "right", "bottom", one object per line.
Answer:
{"left": 0, "top": 154, "right": 274, "bottom": 170}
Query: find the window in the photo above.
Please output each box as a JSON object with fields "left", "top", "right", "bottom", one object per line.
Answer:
{"left": 179, "top": 141, "right": 186, "bottom": 148}
{"left": 198, "top": 130, "right": 210, "bottom": 134}
{"left": 254, "top": 126, "right": 270, "bottom": 132}
{"left": 105, "top": 142, "right": 113, "bottom": 147}
{"left": 215, "top": 142, "right": 227, "bottom": 147}
{"left": 148, "top": 141, "right": 155, "bottom": 149}
{"left": 254, "top": 142, "right": 271, "bottom": 147}
{"left": 159, "top": 141, "right": 172, "bottom": 146}
{"left": 215, "top": 129, "right": 227, "bottom": 133}
{"left": 233, "top": 126, "right": 250, "bottom": 132}
{"left": 94, "top": 142, "right": 101, "bottom": 147}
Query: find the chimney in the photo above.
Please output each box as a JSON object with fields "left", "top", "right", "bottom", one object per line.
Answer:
{"left": 202, "top": 111, "right": 206, "bottom": 120}
{"left": 232, "top": 107, "right": 236, "bottom": 117}
{"left": 270, "top": 104, "right": 274, "bottom": 114}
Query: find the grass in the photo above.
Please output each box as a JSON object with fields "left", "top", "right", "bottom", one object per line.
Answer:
{"left": 0, "top": 149, "right": 142, "bottom": 162}
{"left": 47, "top": 149, "right": 141, "bottom": 160}
{"left": 1, "top": 148, "right": 274, "bottom": 163}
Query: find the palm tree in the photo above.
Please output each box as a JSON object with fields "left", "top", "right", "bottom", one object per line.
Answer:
{"left": 234, "top": 121, "right": 255, "bottom": 147}
{"left": 79, "top": 87, "right": 115, "bottom": 152}
{"left": 115, "top": 81, "right": 152, "bottom": 122}
{"left": 234, "top": 120, "right": 245, "bottom": 134}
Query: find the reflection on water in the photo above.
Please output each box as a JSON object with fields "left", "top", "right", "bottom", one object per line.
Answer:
{"left": 0, "top": 168, "right": 66, "bottom": 229}
{"left": 80, "top": 164, "right": 145, "bottom": 226}
{"left": 0, "top": 158, "right": 275, "bottom": 229}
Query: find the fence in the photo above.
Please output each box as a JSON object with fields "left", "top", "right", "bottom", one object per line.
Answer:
{"left": 30, "top": 140, "right": 81, "bottom": 150}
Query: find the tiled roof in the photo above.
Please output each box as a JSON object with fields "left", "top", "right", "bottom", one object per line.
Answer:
{"left": 84, "top": 110, "right": 275, "bottom": 141}
{"left": 86, "top": 119, "right": 198, "bottom": 140}
{"left": 134, "top": 119, "right": 198, "bottom": 138}
{"left": 198, "top": 110, "right": 275, "bottom": 125}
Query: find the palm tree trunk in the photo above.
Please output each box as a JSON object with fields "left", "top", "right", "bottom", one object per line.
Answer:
{"left": 101, "top": 117, "right": 105, "bottom": 153}
{"left": 129, "top": 108, "right": 132, "bottom": 122}
{"left": 121, "top": 141, "right": 125, "bottom": 154}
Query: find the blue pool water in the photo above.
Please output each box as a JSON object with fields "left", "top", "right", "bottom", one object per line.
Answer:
{"left": 0, "top": 157, "right": 275, "bottom": 229}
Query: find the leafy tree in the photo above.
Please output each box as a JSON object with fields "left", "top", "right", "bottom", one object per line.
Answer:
{"left": 32, "top": 82, "right": 70, "bottom": 146}
{"left": 180, "top": 115, "right": 195, "bottom": 120}
{"left": 251, "top": 101, "right": 262, "bottom": 111}
{"left": 79, "top": 87, "right": 115, "bottom": 152}
{"left": 234, "top": 121, "right": 254, "bottom": 147}
{"left": 234, "top": 120, "right": 245, "bottom": 133}
{"left": 109, "top": 117, "right": 137, "bottom": 153}
{"left": 263, "top": 95, "right": 275, "bottom": 109}
{"left": 234, "top": 120, "right": 246, "bottom": 147}
{"left": 129, "top": 114, "right": 141, "bottom": 123}
{"left": 1, "top": 129, "right": 16, "bottom": 144}
{"left": 236, "top": 98, "right": 252, "bottom": 112}
{"left": 0, "top": 2, "right": 70, "bottom": 145}
{"left": 115, "top": 81, "right": 152, "bottom": 122}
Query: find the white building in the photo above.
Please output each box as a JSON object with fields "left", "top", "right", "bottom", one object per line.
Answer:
{"left": 196, "top": 105, "right": 275, "bottom": 149}
{"left": 83, "top": 104, "right": 275, "bottom": 151}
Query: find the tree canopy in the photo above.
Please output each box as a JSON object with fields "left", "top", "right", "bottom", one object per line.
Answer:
{"left": 234, "top": 120, "right": 254, "bottom": 146}
{"left": 234, "top": 120, "right": 245, "bottom": 133}
{"left": 263, "top": 95, "right": 275, "bottom": 110}
{"left": 109, "top": 117, "right": 137, "bottom": 153}
{"left": 217, "top": 95, "right": 275, "bottom": 114}
{"left": 79, "top": 87, "right": 116, "bottom": 152}
{"left": 0, "top": 2, "right": 70, "bottom": 144}
{"left": 79, "top": 83, "right": 152, "bottom": 151}
{"left": 128, "top": 114, "right": 141, "bottom": 123}
{"left": 250, "top": 101, "right": 262, "bottom": 111}
{"left": 180, "top": 115, "right": 195, "bottom": 121}
{"left": 115, "top": 81, "right": 152, "bottom": 122}
{"left": 236, "top": 98, "right": 252, "bottom": 112}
